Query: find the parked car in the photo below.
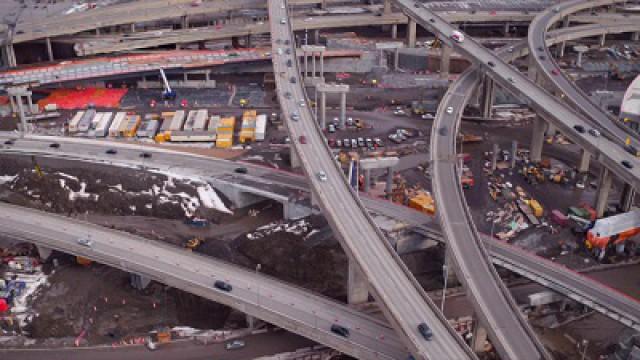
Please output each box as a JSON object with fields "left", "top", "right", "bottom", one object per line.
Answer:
{"left": 374, "top": 138, "right": 384, "bottom": 147}
{"left": 351, "top": 139, "right": 358, "bottom": 148}
{"left": 357, "top": 137, "right": 365, "bottom": 147}
{"left": 214, "top": 280, "right": 232, "bottom": 292}
{"left": 336, "top": 139, "right": 343, "bottom": 147}
{"left": 343, "top": 138, "right": 351, "bottom": 148}
{"left": 328, "top": 124, "right": 336, "bottom": 133}
{"left": 225, "top": 340, "right": 245, "bottom": 350}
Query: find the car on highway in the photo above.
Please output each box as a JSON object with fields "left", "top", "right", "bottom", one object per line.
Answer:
{"left": 451, "top": 30, "right": 464, "bottom": 43}
{"left": 438, "top": 126, "right": 448, "bottom": 136}
{"left": 537, "top": 46, "right": 545, "bottom": 52}
{"left": 279, "top": 18, "right": 287, "bottom": 24}
{"left": 49, "top": 143, "right": 60, "bottom": 149}
{"left": 573, "top": 125, "right": 585, "bottom": 133}
{"left": 508, "top": 77, "right": 515, "bottom": 83}
{"left": 551, "top": 69, "right": 560, "bottom": 76}
{"left": 276, "top": 48, "right": 283, "bottom": 55}
{"left": 622, "top": 160, "right": 634, "bottom": 169}
{"left": 286, "top": 59, "right": 292, "bottom": 67}
{"left": 289, "top": 76, "right": 296, "bottom": 84}
{"left": 140, "top": 152, "right": 152, "bottom": 159}
{"left": 317, "top": 171, "right": 328, "bottom": 182}
{"left": 418, "top": 322, "right": 433, "bottom": 340}
{"left": 346, "top": 117, "right": 354, "bottom": 126}
{"left": 539, "top": 55, "right": 546, "bottom": 61}
{"left": 588, "top": 129, "right": 601, "bottom": 137}
{"left": 77, "top": 237, "right": 92, "bottom": 247}
{"left": 429, "top": 18, "right": 436, "bottom": 23}
{"left": 330, "top": 324, "right": 350, "bottom": 337}
{"left": 298, "top": 100, "right": 306, "bottom": 107}
{"left": 290, "top": 112, "right": 300, "bottom": 122}
{"left": 446, "top": 106, "right": 454, "bottom": 114}
{"left": 487, "top": 61, "right": 495, "bottom": 67}
{"left": 225, "top": 339, "right": 245, "bottom": 350}
{"left": 4, "top": 140, "right": 14, "bottom": 145}
{"left": 299, "top": 135, "right": 308, "bottom": 144}
{"left": 214, "top": 280, "right": 232, "bottom": 292}
{"left": 284, "top": 91, "right": 292, "bottom": 99}
{"left": 234, "top": 167, "right": 248, "bottom": 174}
{"left": 624, "top": 144, "right": 640, "bottom": 157}
{"left": 105, "top": 149, "right": 117, "bottom": 155}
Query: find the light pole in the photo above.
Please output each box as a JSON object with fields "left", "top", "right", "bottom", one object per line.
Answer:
{"left": 490, "top": 219, "right": 498, "bottom": 239}
{"left": 256, "top": 263, "right": 262, "bottom": 306}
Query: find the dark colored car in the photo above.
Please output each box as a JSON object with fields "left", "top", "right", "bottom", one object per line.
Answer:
{"left": 105, "top": 148, "right": 117, "bottom": 155}
{"left": 49, "top": 143, "right": 60, "bottom": 149}
{"left": 330, "top": 324, "right": 350, "bottom": 338}
{"left": 234, "top": 167, "right": 248, "bottom": 174}
{"left": 573, "top": 125, "right": 585, "bottom": 133}
{"left": 140, "top": 152, "right": 152, "bottom": 158}
{"left": 539, "top": 55, "right": 546, "bottom": 60}
{"left": 4, "top": 139, "right": 14, "bottom": 145}
{"left": 290, "top": 76, "right": 297, "bottom": 84}
{"left": 487, "top": 61, "right": 495, "bottom": 67}
{"left": 418, "top": 322, "right": 433, "bottom": 340}
{"left": 300, "top": 135, "right": 308, "bottom": 144}
{"left": 622, "top": 160, "right": 634, "bottom": 169}
{"left": 286, "top": 59, "right": 293, "bottom": 67}
{"left": 438, "top": 127, "right": 448, "bottom": 136}
{"left": 214, "top": 280, "right": 232, "bottom": 292}
{"left": 625, "top": 145, "right": 640, "bottom": 157}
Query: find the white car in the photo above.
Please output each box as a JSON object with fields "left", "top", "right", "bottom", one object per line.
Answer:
{"left": 77, "top": 237, "right": 93, "bottom": 247}
{"left": 280, "top": 18, "right": 287, "bottom": 24}
{"left": 451, "top": 30, "right": 465, "bottom": 43}
{"left": 317, "top": 171, "right": 328, "bottom": 182}
{"left": 446, "top": 106, "right": 454, "bottom": 114}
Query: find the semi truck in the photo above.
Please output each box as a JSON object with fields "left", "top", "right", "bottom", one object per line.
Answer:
{"left": 586, "top": 208, "right": 640, "bottom": 260}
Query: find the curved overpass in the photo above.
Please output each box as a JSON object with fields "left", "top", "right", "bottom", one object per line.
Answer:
{"left": 528, "top": 0, "right": 640, "bottom": 145}
{"left": 0, "top": 202, "right": 407, "bottom": 359}
{"left": 268, "top": 1, "right": 474, "bottom": 359}
{"left": 429, "top": 12, "right": 640, "bottom": 359}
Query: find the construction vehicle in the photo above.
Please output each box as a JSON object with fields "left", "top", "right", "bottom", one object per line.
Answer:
{"left": 184, "top": 237, "right": 204, "bottom": 251}
{"left": 525, "top": 199, "right": 544, "bottom": 217}
{"left": 31, "top": 156, "right": 43, "bottom": 179}
{"left": 159, "top": 68, "right": 176, "bottom": 100}
{"left": 585, "top": 209, "right": 640, "bottom": 260}
{"left": 239, "top": 98, "right": 249, "bottom": 107}
{"left": 408, "top": 191, "right": 436, "bottom": 215}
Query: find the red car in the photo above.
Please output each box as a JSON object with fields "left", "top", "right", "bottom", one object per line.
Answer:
{"left": 299, "top": 135, "right": 307, "bottom": 144}
{"left": 551, "top": 69, "right": 560, "bottom": 76}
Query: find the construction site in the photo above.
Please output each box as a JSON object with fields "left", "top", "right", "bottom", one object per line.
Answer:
{"left": 1, "top": 0, "right": 640, "bottom": 359}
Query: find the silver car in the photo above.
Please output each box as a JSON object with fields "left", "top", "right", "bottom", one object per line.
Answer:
{"left": 77, "top": 237, "right": 92, "bottom": 247}
{"left": 317, "top": 171, "right": 328, "bottom": 182}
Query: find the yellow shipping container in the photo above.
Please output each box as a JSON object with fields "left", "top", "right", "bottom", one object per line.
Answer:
{"left": 528, "top": 199, "right": 543, "bottom": 217}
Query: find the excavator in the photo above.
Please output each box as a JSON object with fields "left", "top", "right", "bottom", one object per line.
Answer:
{"left": 184, "top": 237, "right": 205, "bottom": 251}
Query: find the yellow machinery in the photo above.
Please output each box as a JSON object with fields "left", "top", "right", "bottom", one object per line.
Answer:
{"left": 184, "top": 237, "right": 204, "bottom": 251}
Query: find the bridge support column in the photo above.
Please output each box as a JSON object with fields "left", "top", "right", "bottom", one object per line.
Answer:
{"left": 385, "top": 166, "right": 394, "bottom": 196}
{"left": 472, "top": 322, "right": 488, "bottom": 353}
{"left": 393, "top": 48, "right": 400, "bottom": 70}
{"left": 595, "top": 168, "right": 612, "bottom": 218}
{"left": 364, "top": 169, "right": 371, "bottom": 192}
{"left": 546, "top": 122, "right": 556, "bottom": 136}
{"left": 599, "top": 33, "right": 606, "bottom": 47}
{"left": 557, "top": 41, "right": 566, "bottom": 58}
{"left": 633, "top": 32, "right": 640, "bottom": 41}
{"left": 348, "top": 260, "right": 368, "bottom": 304}
{"left": 527, "top": 54, "right": 537, "bottom": 81}
{"left": 319, "top": 90, "right": 327, "bottom": 129}
{"left": 290, "top": 147, "right": 301, "bottom": 169}
{"left": 481, "top": 76, "right": 495, "bottom": 118}
{"left": 339, "top": 92, "right": 347, "bottom": 129}
{"left": 130, "top": 273, "right": 151, "bottom": 290}
{"left": 578, "top": 149, "right": 591, "bottom": 173}
{"left": 384, "top": 0, "right": 391, "bottom": 14}
{"left": 440, "top": 45, "right": 451, "bottom": 79}
{"left": 5, "top": 44, "right": 16, "bottom": 68}
{"left": 45, "top": 37, "right": 54, "bottom": 62}
{"left": 407, "top": 19, "right": 416, "bottom": 48}
{"left": 182, "top": 15, "right": 190, "bottom": 29}
{"left": 36, "top": 245, "right": 53, "bottom": 261}
{"left": 491, "top": 143, "right": 499, "bottom": 173}
{"left": 246, "top": 314, "right": 255, "bottom": 330}
{"left": 511, "top": 140, "right": 518, "bottom": 168}
{"left": 391, "top": 24, "right": 397, "bottom": 39}
{"left": 620, "top": 184, "right": 636, "bottom": 212}
{"left": 313, "top": 29, "right": 320, "bottom": 44}
{"left": 530, "top": 117, "right": 546, "bottom": 163}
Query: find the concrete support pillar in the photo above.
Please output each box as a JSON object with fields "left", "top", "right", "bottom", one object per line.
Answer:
{"left": 440, "top": 45, "right": 451, "bottom": 79}
{"left": 633, "top": 32, "right": 640, "bottom": 41}
{"left": 407, "top": 19, "right": 417, "bottom": 48}
{"left": 319, "top": 91, "right": 327, "bottom": 129}
{"left": 36, "top": 245, "right": 53, "bottom": 261}
{"left": 183, "top": 72, "right": 188, "bottom": 82}
{"left": 245, "top": 34, "right": 251, "bottom": 48}
{"left": 348, "top": 260, "right": 368, "bottom": 304}
{"left": 576, "top": 51, "right": 585, "bottom": 68}
{"left": 319, "top": 53, "right": 324, "bottom": 79}
{"left": 339, "top": 92, "right": 347, "bottom": 128}
{"left": 131, "top": 23, "right": 136, "bottom": 33}
{"left": 620, "top": 184, "right": 636, "bottom": 212}
{"left": 304, "top": 53, "right": 309, "bottom": 78}
{"left": 578, "top": 149, "right": 591, "bottom": 173}
{"left": 481, "top": 76, "right": 495, "bottom": 118}
{"left": 45, "top": 37, "right": 54, "bottom": 62}
{"left": 27, "top": 94, "right": 34, "bottom": 114}
{"left": 246, "top": 314, "right": 255, "bottom": 329}
{"left": 491, "top": 143, "right": 499, "bottom": 172}
{"left": 391, "top": 24, "right": 398, "bottom": 39}
{"left": 385, "top": 167, "right": 394, "bottom": 195}
{"left": 290, "top": 147, "right": 301, "bottom": 169}
{"left": 595, "top": 168, "right": 613, "bottom": 218}
{"left": 312, "top": 54, "right": 316, "bottom": 78}
{"left": 472, "top": 323, "right": 488, "bottom": 353}
{"left": 530, "top": 117, "right": 546, "bottom": 163}
{"left": 130, "top": 273, "right": 152, "bottom": 290}
{"left": 96, "top": 27, "right": 101, "bottom": 36}
{"left": 9, "top": 95, "right": 16, "bottom": 113}
{"left": 557, "top": 41, "right": 566, "bottom": 58}
{"left": 182, "top": 15, "right": 189, "bottom": 29}
{"left": 511, "top": 141, "right": 518, "bottom": 168}
{"left": 6, "top": 44, "right": 17, "bottom": 68}
{"left": 503, "top": 22, "right": 509, "bottom": 37}
{"left": 16, "top": 95, "right": 27, "bottom": 136}
{"left": 364, "top": 169, "right": 371, "bottom": 192}
{"left": 527, "top": 54, "right": 537, "bottom": 81}
{"left": 546, "top": 122, "right": 556, "bottom": 136}
{"left": 313, "top": 29, "right": 320, "bottom": 44}
{"left": 394, "top": 48, "right": 400, "bottom": 70}
{"left": 384, "top": 0, "right": 391, "bottom": 13}
{"left": 600, "top": 33, "right": 606, "bottom": 47}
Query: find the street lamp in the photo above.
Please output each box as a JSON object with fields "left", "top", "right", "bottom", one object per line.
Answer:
{"left": 441, "top": 263, "right": 448, "bottom": 312}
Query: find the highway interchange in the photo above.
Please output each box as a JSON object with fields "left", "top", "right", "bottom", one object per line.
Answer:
{"left": 2, "top": 0, "right": 640, "bottom": 359}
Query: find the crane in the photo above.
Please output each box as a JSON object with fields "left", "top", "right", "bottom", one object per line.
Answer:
{"left": 158, "top": 68, "right": 176, "bottom": 100}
